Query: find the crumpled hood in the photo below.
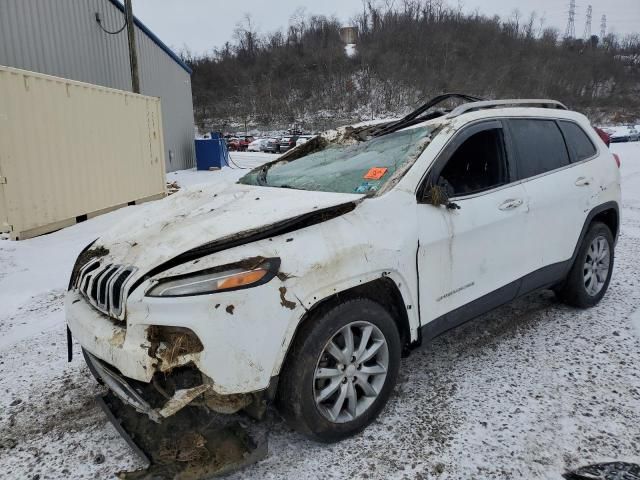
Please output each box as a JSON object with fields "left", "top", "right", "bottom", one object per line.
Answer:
{"left": 95, "top": 180, "right": 363, "bottom": 277}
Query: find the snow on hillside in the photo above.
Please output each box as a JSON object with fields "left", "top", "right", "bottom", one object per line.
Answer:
{"left": 0, "top": 146, "right": 639, "bottom": 479}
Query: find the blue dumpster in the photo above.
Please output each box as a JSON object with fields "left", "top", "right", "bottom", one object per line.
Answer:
{"left": 195, "top": 133, "right": 229, "bottom": 170}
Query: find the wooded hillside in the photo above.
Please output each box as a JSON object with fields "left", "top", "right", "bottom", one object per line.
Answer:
{"left": 182, "top": 1, "right": 640, "bottom": 132}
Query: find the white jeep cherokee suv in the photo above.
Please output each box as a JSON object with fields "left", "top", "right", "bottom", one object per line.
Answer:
{"left": 66, "top": 96, "right": 620, "bottom": 442}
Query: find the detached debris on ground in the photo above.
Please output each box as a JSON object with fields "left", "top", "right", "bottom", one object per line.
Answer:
{"left": 166, "top": 181, "right": 181, "bottom": 196}
{"left": 563, "top": 462, "right": 640, "bottom": 480}
{"left": 98, "top": 393, "right": 267, "bottom": 480}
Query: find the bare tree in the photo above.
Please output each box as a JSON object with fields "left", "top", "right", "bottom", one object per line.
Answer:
{"left": 185, "top": 1, "right": 640, "bottom": 131}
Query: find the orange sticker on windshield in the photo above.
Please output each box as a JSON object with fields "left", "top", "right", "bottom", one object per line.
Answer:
{"left": 363, "top": 167, "right": 388, "bottom": 180}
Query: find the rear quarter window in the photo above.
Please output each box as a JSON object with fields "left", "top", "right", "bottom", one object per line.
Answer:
{"left": 509, "top": 119, "right": 570, "bottom": 179}
{"left": 558, "top": 121, "right": 597, "bottom": 162}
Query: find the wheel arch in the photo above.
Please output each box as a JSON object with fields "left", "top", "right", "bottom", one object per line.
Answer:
{"left": 591, "top": 205, "right": 619, "bottom": 242}
{"left": 565, "top": 201, "right": 619, "bottom": 275}
{"left": 579, "top": 201, "right": 620, "bottom": 249}
{"left": 281, "top": 276, "right": 417, "bottom": 372}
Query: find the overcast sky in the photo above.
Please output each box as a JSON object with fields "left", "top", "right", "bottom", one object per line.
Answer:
{"left": 132, "top": 0, "right": 640, "bottom": 55}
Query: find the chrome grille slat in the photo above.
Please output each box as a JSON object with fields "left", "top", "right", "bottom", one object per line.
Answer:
{"left": 76, "top": 258, "right": 99, "bottom": 287}
{"left": 77, "top": 259, "right": 100, "bottom": 293}
{"left": 109, "top": 266, "right": 135, "bottom": 318}
{"left": 73, "top": 259, "right": 137, "bottom": 321}
{"left": 88, "top": 265, "right": 108, "bottom": 306}
{"left": 103, "top": 265, "right": 126, "bottom": 313}
{"left": 97, "top": 265, "right": 119, "bottom": 310}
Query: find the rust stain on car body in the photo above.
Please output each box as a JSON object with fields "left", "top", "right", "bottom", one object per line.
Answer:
{"left": 279, "top": 287, "right": 297, "bottom": 310}
{"left": 109, "top": 329, "right": 126, "bottom": 348}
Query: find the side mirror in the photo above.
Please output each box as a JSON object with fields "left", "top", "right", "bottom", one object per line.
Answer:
{"left": 422, "top": 183, "right": 461, "bottom": 210}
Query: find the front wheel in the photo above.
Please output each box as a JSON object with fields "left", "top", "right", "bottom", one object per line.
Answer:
{"left": 277, "top": 298, "right": 401, "bottom": 442}
{"left": 557, "top": 221, "right": 614, "bottom": 308}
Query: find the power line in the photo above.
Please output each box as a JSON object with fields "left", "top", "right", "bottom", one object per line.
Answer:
{"left": 583, "top": 5, "right": 592, "bottom": 39}
{"left": 565, "top": 0, "right": 576, "bottom": 39}
{"left": 600, "top": 14, "right": 607, "bottom": 39}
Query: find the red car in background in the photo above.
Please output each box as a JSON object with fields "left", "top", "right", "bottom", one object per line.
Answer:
{"left": 227, "top": 136, "right": 255, "bottom": 151}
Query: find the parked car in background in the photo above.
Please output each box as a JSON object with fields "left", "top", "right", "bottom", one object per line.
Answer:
{"left": 248, "top": 138, "right": 269, "bottom": 152}
{"left": 227, "top": 137, "right": 240, "bottom": 151}
{"left": 278, "top": 137, "right": 292, "bottom": 152}
{"left": 609, "top": 126, "right": 639, "bottom": 143}
{"left": 279, "top": 136, "right": 299, "bottom": 153}
{"left": 228, "top": 136, "right": 255, "bottom": 151}
{"left": 239, "top": 136, "right": 255, "bottom": 151}
{"left": 264, "top": 138, "right": 281, "bottom": 153}
{"left": 67, "top": 96, "right": 620, "bottom": 444}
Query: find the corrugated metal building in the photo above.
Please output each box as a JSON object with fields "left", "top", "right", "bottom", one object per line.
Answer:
{"left": 0, "top": 0, "right": 195, "bottom": 171}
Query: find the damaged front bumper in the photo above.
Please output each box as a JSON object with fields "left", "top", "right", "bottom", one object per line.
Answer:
{"left": 84, "top": 351, "right": 211, "bottom": 423}
{"left": 82, "top": 349, "right": 264, "bottom": 422}
{"left": 84, "top": 350, "right": 268, "bottom": 479}
{"left": 66, "top": 291, "right": 155, "bottom": 382}
{"left": 66, "top": 277, "right": 299, "bottom": 395}
{"left": 85, "top": 350, "right": 163, "bottom": 423}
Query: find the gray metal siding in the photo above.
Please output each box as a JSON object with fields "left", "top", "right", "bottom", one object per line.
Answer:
{"left": 0, "top": 0, "right": 195, "bottom": 171}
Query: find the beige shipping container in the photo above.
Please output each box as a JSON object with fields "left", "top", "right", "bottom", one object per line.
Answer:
{"left": 0, "top": 65, "right": 166, "bottom": 240}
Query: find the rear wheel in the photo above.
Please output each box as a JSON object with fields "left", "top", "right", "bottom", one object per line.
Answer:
{"left": 277, "top": 298, "right": 401, "bottom": 442}
{"left": 557, "top": 221, "right": 614, "bottom": 308}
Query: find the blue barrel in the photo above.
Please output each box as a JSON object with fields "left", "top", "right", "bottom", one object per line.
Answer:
{"left": 195, "top": 133, "right": 229, "bottom": 170}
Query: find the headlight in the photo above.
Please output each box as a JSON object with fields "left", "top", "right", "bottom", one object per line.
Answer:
{"left": 146, "top": 258, "right": 280, "bottom": 297}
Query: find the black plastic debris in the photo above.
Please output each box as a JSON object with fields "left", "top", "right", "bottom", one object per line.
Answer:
{"left": 563, "top": 462, "right": 640, "bottom": 480}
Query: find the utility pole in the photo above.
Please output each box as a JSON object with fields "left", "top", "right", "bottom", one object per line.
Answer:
{"left": 583, "top": 5, "right": 592, "bottom": 39}
{"left": 564, "top": 0, "right": 576, "bottom": 39}
{"left": 125, "top": 0, "right": 140, "bottom": 93}
{"left": 600, "top": 14, "right": 607, "bottom": 40}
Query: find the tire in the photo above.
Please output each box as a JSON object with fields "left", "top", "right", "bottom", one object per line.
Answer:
{"left": 277, "top": 298, "right": 401, "bottom": 442}
{"left": 557, "top": 221, "right": 614, "bottom": 308}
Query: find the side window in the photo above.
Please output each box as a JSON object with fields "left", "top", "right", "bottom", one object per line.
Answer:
{"left": 509, "top": 119, "right": 570, "bottom": 179}
{"left": 438, "top": 128, "right": 508, "bottom": 197}
{"left": 558, "top": 121, "right": 597, "bottom": 162}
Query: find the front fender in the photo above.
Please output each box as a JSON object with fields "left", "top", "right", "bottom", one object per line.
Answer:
{"left": 269, "top": 268, "right": 420, "bottom": 378}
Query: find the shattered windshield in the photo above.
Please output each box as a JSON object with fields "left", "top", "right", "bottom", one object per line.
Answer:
{"left": 239, "top": 126, "right": 434, "bottom": 195}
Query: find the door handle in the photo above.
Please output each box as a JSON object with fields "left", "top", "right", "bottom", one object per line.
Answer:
{"left": 575, "top": 177, "right": 591, "bottom": 186}
{"left": 498, "top": 198, "right": 523, "bottom": 211}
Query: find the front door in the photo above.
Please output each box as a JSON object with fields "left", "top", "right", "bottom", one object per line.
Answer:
{"left": 416, "top": 120, "right": 531, "bottom": 339}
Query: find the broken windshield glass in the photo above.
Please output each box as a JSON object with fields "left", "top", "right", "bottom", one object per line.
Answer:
{"left": 239, "top": 126, "right": 435, "bottom": 195}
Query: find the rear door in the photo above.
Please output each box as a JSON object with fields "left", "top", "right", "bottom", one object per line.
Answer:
{"left": 506, "top": 118, "right": 596, "bottom": 272}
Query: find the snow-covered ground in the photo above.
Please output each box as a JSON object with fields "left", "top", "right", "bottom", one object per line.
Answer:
{"left": 1, "top": 146, "right": 639, "bottom": 479}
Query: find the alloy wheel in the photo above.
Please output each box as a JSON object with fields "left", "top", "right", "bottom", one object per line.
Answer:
{"left": 313, "top": 321, "right": 389, "bottom": 423}
{"left": 583, "top": 234, "right": 610, "bottom": 296}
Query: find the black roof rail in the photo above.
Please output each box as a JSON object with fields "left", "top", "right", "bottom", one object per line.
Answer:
{"left": 446, "top": 99, "right": 568, "bottom": 118}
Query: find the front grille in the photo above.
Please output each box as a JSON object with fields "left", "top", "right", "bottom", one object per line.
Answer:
{"left": 74, "top": 259, "right": 137, "bottom": 320}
